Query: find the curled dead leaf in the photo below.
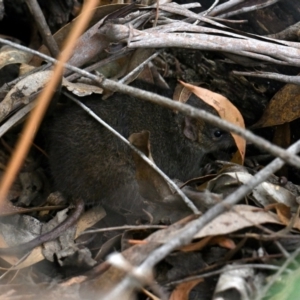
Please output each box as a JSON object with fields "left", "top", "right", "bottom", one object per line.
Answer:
{"left": 0, "top": 45, "right": 33, "bottom": 69}
{"left": 169, "top": 279, "right": 203, "bottom": 300}
{"left": 267, "top": 203, "right": 300, "bottom": 231}
{"left": 193, "top": 205, "right": 281, "bottom": 239}
{"left": 62, "top": 78, "right": 103, "bottom": 96}
{"left": 253, "top": 83, "right": 300, "bottom": 128}
{"left": 128, "top": 130, "right": 173, "bottom": 202}
{"left": 0, "top": 70, "right": 53, "bottom": 123}
{"left": 173, "top": 83, "right": 193, "bottom": 112}
{"left": 179, "top": 81, "right": 246, "bottom": 164}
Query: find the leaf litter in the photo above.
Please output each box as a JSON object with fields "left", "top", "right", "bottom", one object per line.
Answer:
{"left": 1, "top": 0, "right": 300, "bottom": 299}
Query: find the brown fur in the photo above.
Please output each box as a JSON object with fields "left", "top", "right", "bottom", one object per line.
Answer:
{"left": 47, "top": 82, "right": 234, "bottom": 215}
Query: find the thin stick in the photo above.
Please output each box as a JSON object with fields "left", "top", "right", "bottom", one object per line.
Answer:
{"left": 80, "top": 225, "right": 167, "bottom": 236}
{"left": 202, "top": 0, "right": 219, "bottom": 17}
{"left": 232, "top": 70, "right": 300, "bottom": 85}
{"left": 25, "top": 0, "right": 59, "bottom": 57}
{"left": 219, "top": 0, "right": 280, "bottom": 19}
{"left": 208, "top": 0, "right": 246, "bottom": 17}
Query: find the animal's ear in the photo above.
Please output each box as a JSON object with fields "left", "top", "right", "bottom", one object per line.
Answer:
{"left": 183, "top": 116, "right": 197, "bottom": 141}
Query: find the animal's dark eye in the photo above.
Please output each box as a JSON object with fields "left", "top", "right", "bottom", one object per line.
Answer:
{"left": 213, "top": 129, "right": 223, "bottom": 139}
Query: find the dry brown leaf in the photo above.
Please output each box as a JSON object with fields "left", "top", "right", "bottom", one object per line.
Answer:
{"left": 129, "top": 130, "right": 173, "bottom": 201}
{"left": 193, "top": 205, "right": 281, "bottom": 239}
{"left": 268, "top": 203, "right": 300, "bottom": 231}
{"left": 230, "top": 150, "right": 245, "bottom": 165}
{"left": 179, "top": 81, "right": 246, "bottom": 164}
{"left": 253, "top": 84, "right": 300, "bottom": 128}
{"left": 179, "top": 236, "right": 235, "bottom": 252}
{"left": 209, "top": 236, "right": 236, "bottom": 250}
{"left": 269, "top": 203, "right": 291, "bottom": 219}
{"left": 265, "top": 202, "right": 291, "bottom": 216}
{"left": 75, "top": 206, "right": 106, "bottom": 238}
{"left": 128, "top": 239, "right": 148, "bottom": 245}
{"left": 179, "top": 236, "right": 213, "bottom": 252}
{"left": 169, "top": 279, "right": 203, "bottom": 300}
{"left": 151, "top": 205, "right": 282, "bottom": 244}
{"left": 173, "top": 84, "right": 193, "bottom": 105}
{"left": 62, "top": 78, "right": 103, "bottom": 96}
